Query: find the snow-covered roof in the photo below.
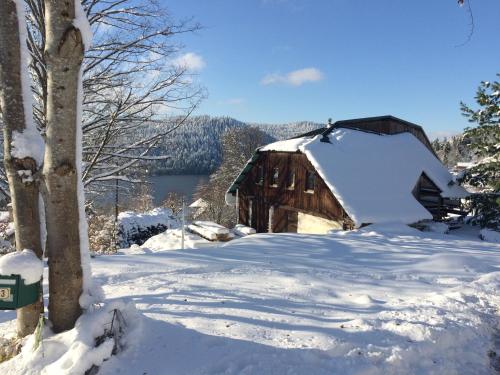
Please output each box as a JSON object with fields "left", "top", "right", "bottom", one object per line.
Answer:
{"left": 227, "top": 128, "right": 469, "bottom": 226}
{"left": 189, "top": 198, "right": 208, "bottom": 208}
{"left": 260, "top": 137, "right": 310, "bottom": 152}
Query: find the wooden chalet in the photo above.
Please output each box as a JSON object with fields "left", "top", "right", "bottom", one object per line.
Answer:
{"left": 226, "top": 116, "right": 469, "bottom": 234}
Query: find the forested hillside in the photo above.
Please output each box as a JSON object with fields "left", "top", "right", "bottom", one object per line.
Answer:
{"left": 431, "top": 134, "right": 473, "bottom": 167}
{"left": 147, "top": 116, "right": 322, "bottom": 174}
{"left": 145, "top": 116, "right": 477, "bottom": 175}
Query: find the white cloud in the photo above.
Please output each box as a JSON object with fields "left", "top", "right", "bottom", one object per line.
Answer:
{"left": 173, "top": 52, "right": 206, "bottom": 72}
{"left": 261, "top": 67, "right": 324, "bottom": 86}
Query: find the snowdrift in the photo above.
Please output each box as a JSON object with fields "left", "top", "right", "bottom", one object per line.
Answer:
{"left": 1, "top": 225, "right": 499, "bottom": 374}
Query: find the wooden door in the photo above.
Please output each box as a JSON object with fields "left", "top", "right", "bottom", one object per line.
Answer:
{"left": 271, "top": 207, "right": 297, "bottom": 233}
{"left": 286, "top": 210, "right": 298, "bottom": 233}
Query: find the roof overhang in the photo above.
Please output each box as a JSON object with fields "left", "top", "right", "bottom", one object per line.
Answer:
{"left": 225, "top": 152, "right": 261, "bottom": 205}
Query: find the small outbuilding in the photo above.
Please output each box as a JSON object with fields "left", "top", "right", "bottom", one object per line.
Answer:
{"left": 225, "top": 116, "right": 469, "bottom": 234}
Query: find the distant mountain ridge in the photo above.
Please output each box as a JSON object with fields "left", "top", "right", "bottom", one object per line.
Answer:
{"left": 148, "top": 116, "right": 323, "bottom": 175}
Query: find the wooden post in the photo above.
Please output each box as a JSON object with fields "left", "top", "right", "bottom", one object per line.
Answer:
{"left": 268, "top": 205, "right": 274, "bottom": 233}
{"left": 181, "top": 199, "right": 185, "bottom": 250}
{"left": 235, "top": 189, "right": 240, "bottom": 225}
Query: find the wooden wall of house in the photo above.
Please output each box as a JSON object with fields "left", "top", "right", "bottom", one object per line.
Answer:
{"left": 412, "top": 173, "right": 443, "bottom": 219}
{"left": 236, "top": 151, "right": 353, "bottom": 233}
{"left": 412, "top": 172, "right": 463, "bottom": 219}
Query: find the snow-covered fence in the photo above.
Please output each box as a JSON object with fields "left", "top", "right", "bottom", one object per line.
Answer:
{"left": 117, "top": 208, "right": 178, "bottom": 247}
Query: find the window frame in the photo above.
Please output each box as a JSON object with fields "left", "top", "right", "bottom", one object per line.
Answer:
{"left": 305, "top": 170, "right": 316, "bottom": 193}
{"left": 255, "top": 165, "right": 264, "bottom": 185}
{"left": 270, "top": 167, "right": 279, "bottom": 187}
{"left": 286, "top": 170, "right": 295, "bottom": 190}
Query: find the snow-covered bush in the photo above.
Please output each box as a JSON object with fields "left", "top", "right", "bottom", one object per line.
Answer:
{"left": 0, "top": 337, "right": 21, "bottom": 364}
{"left": 0, "top": 211, "right": 14, "bottom": 255}
{"left": 161, "top": 192, "right": 184, "bottom": 216}
{"left": 117, "top": 208, "right": 179, "bottom": 247}
{"left": 88, "top": 214, "right": 117, "bottom": 254}
{"left": 0, "top": 240, "right": 14, "bottom": 256}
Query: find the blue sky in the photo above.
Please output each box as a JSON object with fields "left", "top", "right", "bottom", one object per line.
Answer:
{"left": 167, "top": 0, "right": 500, "bottom": 138}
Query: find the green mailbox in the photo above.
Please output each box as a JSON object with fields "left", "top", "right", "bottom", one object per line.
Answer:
{"left": 0, "top": 274, "right": 40, "bottom": 310}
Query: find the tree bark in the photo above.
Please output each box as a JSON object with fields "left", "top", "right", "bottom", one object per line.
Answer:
{"left": 44, "top": 0, "right": 85, "bottom": 332}
{"left": 0, "top": 0, "right": 44, "bottom": 338}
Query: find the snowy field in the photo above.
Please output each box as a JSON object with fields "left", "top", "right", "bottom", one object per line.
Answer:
{"left": 1, "top": 224, "right": 500, "bottom": 374}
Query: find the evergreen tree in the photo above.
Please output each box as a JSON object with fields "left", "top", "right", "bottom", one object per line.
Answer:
{"left": 460, "top": 75, "right": 500, "bottom": 230}
{"left": 442, "top": 140, "right": 452, "bottom": 166}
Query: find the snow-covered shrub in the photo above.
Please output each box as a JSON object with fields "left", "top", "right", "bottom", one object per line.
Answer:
{"left": 129, "top": 184, "right": 155, "bottom": 213}
{"left": 0, "top": 211, "right": 14, "bottom": 255}
{"left": 161, "top": 192, "right": 184, "bottom": 216}
{"left": 117, "top": 208, "right": 179, "bottom": 247}
{"left": 0, "top": 337, "right": 21, "bottom": 364}
{"left": 137, "top": 228, "right": 218, "bottom": 252}
{"left": 0, "top": 240, "right": 14, "bottom": 256}
{"left": 88, "top": 214, "right": 117, "bottom": 254}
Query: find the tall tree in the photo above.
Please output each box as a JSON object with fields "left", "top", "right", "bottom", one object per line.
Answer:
{"left": 25, "top": 0, "right": 203, "bottom": 195}
{"left": 43, "top": 0, "right": 91, "bottom": 332}
{"left": 0, "top": 0, "right": 44, "bottom": 337}
{"left": 196, "top": 127, "right": 270, "bottom": 227}
{"left": 460, "top": 75, "right": 500, "bottom": 230}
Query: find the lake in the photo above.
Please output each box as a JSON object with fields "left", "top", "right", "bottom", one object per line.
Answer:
{"left": 148, "top": 174, "right": 209, "bottom": 206}
{"left": 91, "top": 174, "right": 209, "bottom": 210}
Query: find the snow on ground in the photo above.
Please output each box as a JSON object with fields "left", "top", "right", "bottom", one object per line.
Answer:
{"left": 1, "top": 225, "right": 499, "bottom": 374}
{"left": 1, "top": 301, "right": 139, "bottom": 375}
{"left": 480, "top": 228, "right": 500, "bottom": 243}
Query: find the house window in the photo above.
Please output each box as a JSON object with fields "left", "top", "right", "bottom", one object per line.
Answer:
{"left": 305, "top": 170, "right": 315, "bottom": 192}
{"left": 255, "top": 166, "right": 264, "bottom": 185}
{"left": 287, "top": 171, "right": 295, "bottom": 190}
{"left": 270, "top": 168, "right": 279, "bottom": 186}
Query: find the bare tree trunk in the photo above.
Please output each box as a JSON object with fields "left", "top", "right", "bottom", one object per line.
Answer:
{"left": 0, "top": 0, "right": 43, "bottom": 337}
{"left": 44, "top": 0, "right": 85, "bottom": 332}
